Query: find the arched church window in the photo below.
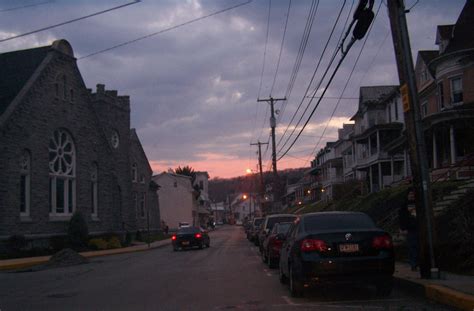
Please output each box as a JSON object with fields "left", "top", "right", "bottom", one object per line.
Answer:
{"left": 20, "top": 150, "right": 31, "bottom": 216}
{"left": 49, "top": 129, "right": 75, "bottom": 216}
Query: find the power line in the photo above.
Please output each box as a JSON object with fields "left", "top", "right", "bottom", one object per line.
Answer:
{"left": 269, "top": 0, "right": 292, "bottom": 96}
{"left": 277, "top": 1, "right": 377, "bottom": 161}
{"left": 256, "top": 0, "right": 272, "bottom": 99}
{"left": 305, "top": 0, "right": 383, "bottom": 165}
{"left": 79, "top": 0, "right": 253, "bottom": 60}
{"left": 0, "top": 0, "right": 53, "bottom": 13}
{"left": 276, "top": 0, "right": 347, "bottom": 153}
{"left": 0, "top": 1, "right": 140, "bottom": 43}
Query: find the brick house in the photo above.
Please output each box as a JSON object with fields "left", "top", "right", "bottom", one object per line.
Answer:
{"left": 0, "top": 39, "right": 159, "bottom": 242}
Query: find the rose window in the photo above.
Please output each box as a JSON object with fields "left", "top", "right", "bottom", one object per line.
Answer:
{"left": 49, "top": 129, "right": 75, "bottom": 176}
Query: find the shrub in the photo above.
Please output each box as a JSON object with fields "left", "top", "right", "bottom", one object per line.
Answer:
{"left": 124, "top": 232, "right": 133, "bottom": 246}
{"left": 88, "top": 238, "right": 108, "bottom": 250}
{"left": 68, "top": 212, "right": 89, "bottom": 249}
{"left": 135, "top": 230, "right": 143, "bottom": 242}
{"left": 7, "top": 234, "right": 27, "bottom": 252}
{"left": 50, "top": 236, "right": 69, "bottom": 251}
{"left": 107, "top": 236, "right": 122, "bottom": 249}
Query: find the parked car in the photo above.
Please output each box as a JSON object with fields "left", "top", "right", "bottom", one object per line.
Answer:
{"left": 247, "top": 217, "right": 264, "bottom": 242}
{"left": 279, "top": 212, "right": 394, "bottom": 297}
{"left": 171, "top": 226, "right": 210, "bottom": 251}
{"left": 261, "top": 222, "right": 292, "bottom": 268}
{"left": 258, "top": 214, "right": 297, "bottom": 252}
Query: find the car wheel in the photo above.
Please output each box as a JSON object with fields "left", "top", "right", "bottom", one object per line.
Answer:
{"left": 375, "top": 277, "right": 393, "bottom": 297}
{"left": 198, "top": 242, "right": 203, "bottom": 249}
{"left": 206, "top": 241, "right": 210, "bottom": 248}
{"left": 279, "top": 264, "right": 288, "bottom": 284}
{"left": 173, "top": 246, "right": 178, "bottom": 252}
{"left": 289, "top": 264, "right": 304, "bottom": 297}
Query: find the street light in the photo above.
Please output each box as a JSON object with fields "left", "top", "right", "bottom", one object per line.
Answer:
{"left": 243, "top": 194, "right": 248, "bottom": 200}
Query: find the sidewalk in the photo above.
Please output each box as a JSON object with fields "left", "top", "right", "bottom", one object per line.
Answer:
{"left": 394, "top": 262, "right": 474, "bottom": 310}
{"left": 0, "top": 238, "right": 171, "bottom": 271}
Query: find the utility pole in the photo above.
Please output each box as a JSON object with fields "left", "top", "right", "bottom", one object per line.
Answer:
{"left": 387, "top": 0, "right": 437, "bottom": 279}
{"left": 250, "top": 141, "right": 269, "bottom": 196}
{"left": 257, "top": 96, "right": 286, "bottom": 212}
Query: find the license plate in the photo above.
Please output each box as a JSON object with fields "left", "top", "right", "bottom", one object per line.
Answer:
{"left": 339, "top": 243, "right": 359, "bottom": 253}
{"left": 182, "top": 241, "right": 190, "bottom": 246}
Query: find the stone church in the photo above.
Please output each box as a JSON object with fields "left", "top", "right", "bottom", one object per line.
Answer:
{"left": 0, "top": 39, "right": 160, "bottom": 242}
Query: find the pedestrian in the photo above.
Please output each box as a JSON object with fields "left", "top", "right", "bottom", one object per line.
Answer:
{"left": 164, "top": 225, "right": 169, "bottom": 235}
{"left": 399, "top": 188, "right": 419, "bottom": 271}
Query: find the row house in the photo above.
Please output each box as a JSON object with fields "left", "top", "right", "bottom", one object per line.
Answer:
{"left": 348, "top": 86, "right": 407, "bottom": 193}
{"left": 414, "top": 0, "right": 474, "bottom": 180}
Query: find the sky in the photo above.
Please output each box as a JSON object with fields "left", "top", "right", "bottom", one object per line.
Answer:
{"left": 0, "top": 0, "right": 466, "bottom": 178}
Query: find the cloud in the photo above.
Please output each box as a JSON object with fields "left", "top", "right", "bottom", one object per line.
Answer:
{"left": 0, "top": 0, "right": 466, "bottom": 178}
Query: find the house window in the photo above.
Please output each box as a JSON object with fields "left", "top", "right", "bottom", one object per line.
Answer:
{"left": 49, "top": 129, "right": 75, "bottom": 216}
{"left": 140, "top": 175, "right": 145, "bottom": 184}
{"left": 199, "top": 180, "right": 204, "bottom": 190}
{"left": 421, "top": 101, "right": 428, "bottom": 117}
{"left": 131, "top": 163, "right": 137, "bottom": 182}
{"left": 451, "top": 77, "right": 463, "bottom": 104}
{"left": 20, "top": 150, "right": 31, "bottom": 216}
{"left": 91, "top": 163, "right": 98, "bottom": 217}
{"left": 133, "top": 192, "right": 138, "bottom": 216}
{"left": 140, "top": 193, "right": 146, "bottom": 218}
{"left": 437, "top": 82, "right": 445, "bottom": 109}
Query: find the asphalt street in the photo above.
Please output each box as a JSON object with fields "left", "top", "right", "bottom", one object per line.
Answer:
{"left": 0, "top": 225, "right": 455, "bottom": 310}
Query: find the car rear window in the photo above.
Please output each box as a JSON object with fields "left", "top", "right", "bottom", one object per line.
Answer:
{"left": 266, "top": 216, "right": 296, "bottom": 230}
{"left": 254, "top": 218, "right": 264, "bottom": 226}
{"left": 303, "top": 213, "right": 376, "bottom": 232}
{"left": 178, "top": 227, "right": 199, "bottom": 234}
{"left": 276, "top": 223, "right": 291, "bottom": 234}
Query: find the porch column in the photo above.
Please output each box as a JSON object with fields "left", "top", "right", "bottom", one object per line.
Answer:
{"left": 450, "top": 125, "right": 456, "bottom": 164}
{"left": 432, "top": 131, "right": 438, "bottom": 169}
{"left": 391, "top": 157, "right": 395, "bottom": 183}
{"left": 376, "top": 130, "right": 380, "bottom": 153}
{"left": 378, "top": 162, "right": 383, "bottom": 190}
{"left": 404, "top": 149, "right": 409, "bottom": 177}
{"left": 369, "top": 166, "right": 373, "bottom": 193}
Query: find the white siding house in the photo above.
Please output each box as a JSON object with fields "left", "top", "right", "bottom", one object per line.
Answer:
{"left": 152, "top": 172, "right": 194, "bottom": 230}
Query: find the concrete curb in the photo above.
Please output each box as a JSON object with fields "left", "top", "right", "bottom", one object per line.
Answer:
{"left": 395, "top": 276, "right": 474, "bottom": 310}
{"left": 0, "top": 239, "right": 171, "bottom": 272}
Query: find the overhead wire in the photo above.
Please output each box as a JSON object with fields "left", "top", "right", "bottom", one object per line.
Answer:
{"left": 0, "top": 1, "right": 140, "bottom": 43}
{"left": 304, "top": 1, "right": 383, "bottom": 163}
{"left": 269, "top": 0, "right": 292, "bottom": 96}
{"left": 254, "top": 0, "right": 272, "bottom": 141}
{"left": 79, "top": 0, "right": 253, "bottom": 59}
{"left": 276, "top": 0, "right": 347, "bottom": 154}
{"left": 277, "top": 1, "right": 377, "bottom": 161}
{"left": 0, "top": 0, "right": 53, "bottom": 13}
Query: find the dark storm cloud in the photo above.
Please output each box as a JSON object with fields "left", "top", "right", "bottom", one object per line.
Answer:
{"left": 0, "top": 0, "right": 467, "bottom": 177}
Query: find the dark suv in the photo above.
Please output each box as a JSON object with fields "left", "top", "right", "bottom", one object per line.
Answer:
{"left": 247, "top": 217, "right": 264, "bottom": 243}
{"left": 257, "top": 214, "right": 297, "bottom": 252}
{"left": 279, "top": 212, "right": 394, "bottom": 297}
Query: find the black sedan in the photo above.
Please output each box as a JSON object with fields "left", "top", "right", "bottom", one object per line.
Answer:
{"left": 279, "top": 212, "right": 394, "bottom": 297}
{"left": 261, "top": 222, "right": 292, "bottom": 268}
{"left": 171, "top": 226, "right": 210, "bottom": 251}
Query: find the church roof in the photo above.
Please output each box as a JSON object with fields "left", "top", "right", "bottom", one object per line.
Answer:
{"left": 0, "top": 45, "right": 50, "bottom": 115}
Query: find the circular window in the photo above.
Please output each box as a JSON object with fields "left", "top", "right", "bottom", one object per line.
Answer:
{"left": 111, "top": 131, "right": 120, "bottom": 149}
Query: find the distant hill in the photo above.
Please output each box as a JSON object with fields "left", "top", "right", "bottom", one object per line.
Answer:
{"left": 209, "top": 167, "right": 309, "bottom": 202}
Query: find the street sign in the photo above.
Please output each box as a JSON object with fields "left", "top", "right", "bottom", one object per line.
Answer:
{"left": 401, "top": 84, "right": 410, "bottom": 112}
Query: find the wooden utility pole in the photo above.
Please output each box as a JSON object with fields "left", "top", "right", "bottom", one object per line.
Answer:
{"left": 257, "top": 97, "right": 286, "bottom": 211}
{"left": 387, "top": 0, "right": 437, "bottom": 279}
{"left": 251, "top": 141, "right": 269, "bottom": 215}
{"left": 250, "top": 141, "right": 268, "bottom": 194}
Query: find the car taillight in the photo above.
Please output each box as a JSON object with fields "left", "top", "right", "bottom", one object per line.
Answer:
{"left": 195, "top": 233, "right": 202, "bottom": 238}
{"left": 301, "top": 239, "right": 328, "bottom": 252}
{"left": 171, "top": 235, "right": 177, "bottom": 241}
{"left": 372, "top": 235, "right": 392, "bottom": 249}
